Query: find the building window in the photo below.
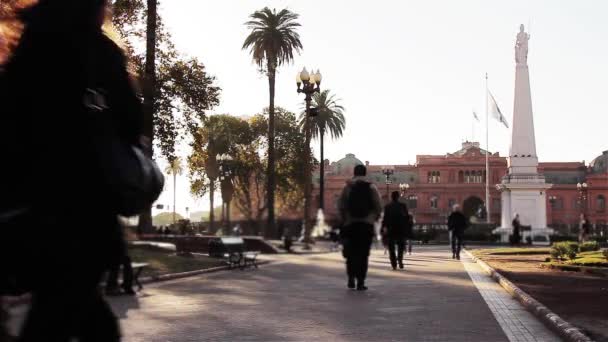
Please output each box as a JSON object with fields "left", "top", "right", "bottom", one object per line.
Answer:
{"left": 598, "top": 195, "right": 606, "bottom": 211}
{"left": 550, "top": 197, "right": 564, "bottom": 210}
{"left": 407, "top": 195, "right": 418, "bottom": 209}
{"left": 448, "top": 198, "right": 456, "bottom": 209}
{"left": 430, "top": 195, "right": 439, "bottom": 209}
{"left": 464, "top": 171, "right": 470, "bottom": 183}
{"left": 574, "top": 198, "right": 581, "bottom": 210}
{"left": 428, "top": 171, "right": 440, "bottom": 184}
{"left": 458, "top": 170, "right": 464, "bottom": 183}
{"left": 476, "top": 171, "right": 483, "bottom": 183}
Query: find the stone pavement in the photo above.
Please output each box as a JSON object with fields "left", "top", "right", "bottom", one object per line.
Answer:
{"left": 109, "top": 246, "right": 561, "bottom": 342}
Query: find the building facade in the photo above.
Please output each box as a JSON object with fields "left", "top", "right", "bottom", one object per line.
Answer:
{"left": 313, "top": 142, "right": 608, "bottom": 234}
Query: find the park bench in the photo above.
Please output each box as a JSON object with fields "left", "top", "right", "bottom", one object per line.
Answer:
{"left": 211, "top": 237, "right": 259, "bottom": 270}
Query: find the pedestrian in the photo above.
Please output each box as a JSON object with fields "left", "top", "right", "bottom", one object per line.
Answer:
{"left": 382, "top": 191, "right": 411, "bottom": 270}
{"left": 338, "top": 165, "right": 382, "bottom": 291}
{"left": 105, "top": 223, "right": 135, "bottom": 296}
{"left": 447, "top": 204, "right": 468, "bottom": 260}
{"left": 511, "top": 213, "right": 522, "bottom": 245}
{"left": 0, "top": 0, "right": 153, "bottom": 340}
{"left": 579, "top": 213, "right": 591, "bottom": 243}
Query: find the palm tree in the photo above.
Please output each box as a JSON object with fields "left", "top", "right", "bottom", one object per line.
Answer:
{"left": 242, "top": 7, "right": 303, "bottom": 236}
{"left": 299, "top": 89, "right": 346, "bottom": 211}
{"left": 165, "top": 157, "right": 184, "bottom": 224}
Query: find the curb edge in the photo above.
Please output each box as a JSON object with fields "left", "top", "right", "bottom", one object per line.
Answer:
{"left": 464, "top": 249, "right": 593, "bottom": 342}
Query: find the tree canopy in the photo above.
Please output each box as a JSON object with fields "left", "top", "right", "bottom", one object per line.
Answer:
{"left": 111, "top": 0, "right": 221, "bottom": 161}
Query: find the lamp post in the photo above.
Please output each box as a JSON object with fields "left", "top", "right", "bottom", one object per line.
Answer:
{"left": 382, "top": 166, "right": 395, "bottom": 201}
{"left": 218, "top": 154, "right": 235, "bottom": 233}
{"left": 296, "top": 67, "right": 321, "bottom": 245}
{"left": 399, "top": 183, "right": 410, "bottom": 197}
{"left": 577, "top": 182, "right": 588, "bottom": 217}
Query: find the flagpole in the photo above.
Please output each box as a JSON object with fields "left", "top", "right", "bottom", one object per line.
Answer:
{"left": 485, "top": 73, "right": 490, "bottom": 224}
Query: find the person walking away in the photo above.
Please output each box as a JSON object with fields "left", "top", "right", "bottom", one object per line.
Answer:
{"left": 0, "top": 1, "right": 155, "bottom": 340}
{"left": 382, "top": 191, "right": 410, "bottom": 270}
{"left": 511, "top": 213, "right": 522, "bottom": 245}
{"left": 105, "top": 222, "right": 135, "bottom": 296}
{"left": 338, "top": 165, "right": 382, "bottom": 291}
{"left": 447, "top": 204, "right": 468, "bottom": 260}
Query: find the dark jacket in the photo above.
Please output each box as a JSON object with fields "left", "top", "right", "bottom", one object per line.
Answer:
{"left": 1, "top": 29, "right": 143, "bottom": 289}
{"left": 448, "top": 211, "right": 468, "bottom": 235}
{"left": 382, "top": 201, "right": 411, "bottom": 239}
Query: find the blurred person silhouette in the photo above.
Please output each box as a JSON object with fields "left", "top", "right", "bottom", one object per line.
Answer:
{"left": 381, "top": 191, "right": 410, "bottom": 270}
{"left": 447, "top": 204, "right": 468, "bottom": 260}
{"left": 0, "top": 0, "right": 160, "bottom": 340}
{"left": 338, "top": 165, "right": 382, "bottom": 291}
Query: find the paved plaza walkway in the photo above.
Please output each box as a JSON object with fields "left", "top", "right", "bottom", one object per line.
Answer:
{"left": 109, "top": 246, "right": 561, "bottom": 342}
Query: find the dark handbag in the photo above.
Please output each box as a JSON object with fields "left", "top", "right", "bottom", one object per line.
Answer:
{"left": 85, "top": 91, "right": 164, "bottom": 216}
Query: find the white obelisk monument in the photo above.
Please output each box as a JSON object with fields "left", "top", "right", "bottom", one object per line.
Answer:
{"left": 494, "top": 24, "right": 553, "bottom": 244}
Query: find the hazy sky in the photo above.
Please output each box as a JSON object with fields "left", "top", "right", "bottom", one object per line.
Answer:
{"left": 151, "top": 0, "right": 608, "bottom": 216}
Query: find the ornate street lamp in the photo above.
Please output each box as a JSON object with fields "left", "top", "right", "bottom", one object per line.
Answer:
{"left": 399, "top": 183, "right": 410, "bottom": 196}
{"left": 296, "top": 68, "right": 321, "bottom": 245}
{"left": 577, "top": 182, "right": 588, "bottom": 216}
{"left": 218, "top": 154, "right": 235, "bottom": 233}
{"left": 382, "top": 166, "right": 395, "bottom": 200}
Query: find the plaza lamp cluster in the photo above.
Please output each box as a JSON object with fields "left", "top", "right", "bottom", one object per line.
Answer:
{"left": 577, "top": 182, "right": 589, "bottom": 217}
{"left": 296, "top": 67, "right": 322, "bottom": 244}
{"left": 381, "top": 165, "right": 395, "bottom": 200}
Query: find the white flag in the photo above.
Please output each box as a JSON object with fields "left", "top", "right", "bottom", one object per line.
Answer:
{"left": 488, "top": 91, "right": 509, "bottom": 128}
{"left": 473, "top": 111, "right": 480, "bottom": 122}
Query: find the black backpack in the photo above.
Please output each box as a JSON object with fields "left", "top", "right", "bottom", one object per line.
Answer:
{"left": 347, "top": 180, "right": 374, "bottom": 218}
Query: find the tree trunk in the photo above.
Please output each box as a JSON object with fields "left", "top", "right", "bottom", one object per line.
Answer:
{"left": 319, "top": 126, "right": 325, "bottom": 211}
{"left": 266, "top": 60, "right": 276, "bottom": 238}
{"left": 209, "top": 180, "right": 215, "bottom": 233}
{"left": 172, "top": 172, "right": 176, "bottom": 224}
{"left": 303, "top": 97, "right": 313, "bottom": 245}
{"left": 137, "top": 0, "right": 157, "bottom": 234}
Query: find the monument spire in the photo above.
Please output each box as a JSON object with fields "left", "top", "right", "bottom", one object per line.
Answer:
{"left": 509, "top": 24, "right": 538, "bottom": 174}
{"left": 494, "top": 24, "right": 553, "bottom": 245}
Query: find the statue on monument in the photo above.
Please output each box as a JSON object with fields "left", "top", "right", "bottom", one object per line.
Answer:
{"left": 515, "top": 24, "right": 530, "bottom": 65}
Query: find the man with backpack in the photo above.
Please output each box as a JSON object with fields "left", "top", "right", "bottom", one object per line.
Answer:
{"left": 447, "top": 204, "right": 469, "bottom": 260}
{"left": 338, "top": 165, "right": 382, "bottom": 291}
{"left": 382, "top": 191, "right": 411, "bottom": 270}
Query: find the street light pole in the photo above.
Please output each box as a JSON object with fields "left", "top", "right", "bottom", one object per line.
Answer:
{"left": 382, "top": 166, "right": 395, "bottom": 201}
{"left": 296, "top": 68, "right": 321, "bottom": 245}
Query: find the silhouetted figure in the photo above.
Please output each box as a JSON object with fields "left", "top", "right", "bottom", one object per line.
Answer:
{"left": 105, "top": 225, "right": 135, "bottom": 296}
{"left": 382, "top": 191, "right": 411, "bottom": 270}
{"left": 511, "top": 213, "right": 522, "bottom": 245}
{"left": 0, "top": 0, "right": 144, "bottom": 340}
{"left": 338, "top": 165, "right": 382, "bottom": 291}
{"left": 448, "top": 204, "right": 468, "bottom": 260}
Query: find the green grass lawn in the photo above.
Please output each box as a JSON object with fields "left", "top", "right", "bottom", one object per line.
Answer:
{"left": 129, "top": 248, "right": 226, "bottom": 278}
{"left": 472, "top": 247, "right": 551, "bottom": 256}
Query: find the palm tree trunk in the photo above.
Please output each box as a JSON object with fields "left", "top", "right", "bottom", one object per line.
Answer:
{"left": 319, "top": 126, "right": 325, "bottom": 211}
{"left": 266, "top": 60, "right": 276, "bottom": 238}
{"left": 209, "top": 180, "right": 215, "bottom": 233}
{"left": 172, "top": 172, "right": 176, "bottom": 224}
{"left": 137, "top": 0, "right": 157, "bottom": 234}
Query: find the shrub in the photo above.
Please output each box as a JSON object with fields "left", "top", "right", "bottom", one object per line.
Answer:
{"left": 580, "top": 241, "right": 600, "bottom": 252}
{"left": 551, "top": 242, "right": 578, "bottom": 261}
